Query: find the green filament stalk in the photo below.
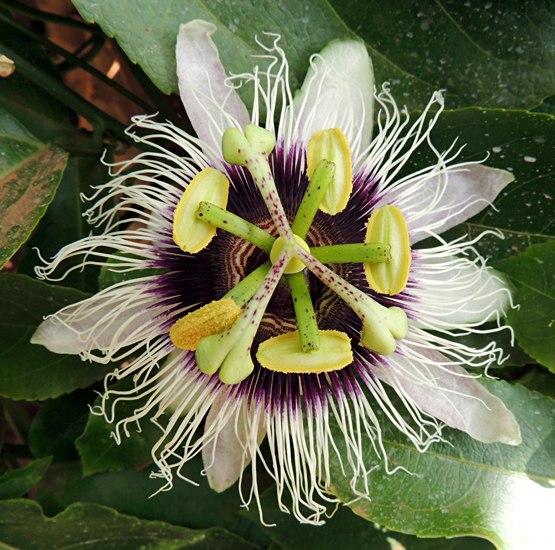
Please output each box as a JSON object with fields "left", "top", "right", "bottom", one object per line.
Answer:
{"left": 311, "top": 243, "right": 391, "bottom": 264}
{"left": 196, "top": 201, "right": 275, "bottom": 253}
{"left": 287, "top": 272, "right": 320, "bottom": 352}
{"left": 223, "top": 261, "right": 272, "bottom": 307}
{"left": 291, "top": 160, "right": 335, "bottom": 238}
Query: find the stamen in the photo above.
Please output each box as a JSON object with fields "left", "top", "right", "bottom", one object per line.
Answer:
{"left": 257, "top": 330, "right": 352, "bottom": 373}
{"left": 173, "top": 168, "right": 229, "bottom": 253}
{"left": 312, "top": 243, "right": 391, "bottom": 264}
{"left": 294, "top": 247, "right": 408, "bottom": 354}
{"left": 196, "top": 247, "right": 292, "bottom": 384}
{"left": 223, "top": 261, "right": 272, "bottom": 307}
{"left": 286, "top": 272, "right": 319, "bottom": 352}
{"left": 170, "top": 262, "right": 272, "bottom": 354}
{"left": 307, "top": 128, "right": 353, "bottom": 215}
{"left": 364, "top": 205, "right": 411, "bottom": 295}
{"left": 291, "top": 159, "right": 335, "bottom": 238}
{"left": 170, "top": 299, "right": 242, "bottom": 350}
{"left": 196, "top": 201, "right": 275, "bottom": 253}
{"left": 222, "top": 125, "right": 295, "bottom": 243}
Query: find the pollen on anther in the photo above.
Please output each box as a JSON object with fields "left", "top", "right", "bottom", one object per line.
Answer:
{"left": 170, "top": 299, "right": 242, "bottom": 350}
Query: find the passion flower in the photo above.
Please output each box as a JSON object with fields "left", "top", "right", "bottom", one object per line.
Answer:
{"left": 32, "top": 20, "right": 520, "bottom": 525}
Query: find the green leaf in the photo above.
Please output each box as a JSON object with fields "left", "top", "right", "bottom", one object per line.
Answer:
{"left": 327, "top": 379, "right": 555, "bottom": 550}
{"left": 533, "top": 94, "right": 555, "bottom": 117}
{"left": 36, "top": 457, "right": 243, "bottom": 530}
{"left": 244, "top": 485, "right": 495, "bottom": 550}
{"left": 75, "top": 378, "right": 162, "bottom": 476}
{"left": 0, "top": 500, "right": 258, "bottom": 550}
{"left": 0, "top": 457, "right": 51, "bottom": 500}
{"left": 0, "top": 11, "right": 115, "bottom": 293}
{"left": 391, "top": 535, "right": 495, "bottom": 550}
{"left": 328, "top": 0, "right": 555, "bottom": 110}
{"left": 515, "top": 367, "right": 555, "bottom": 400}
{"left": 493, "top": 241, "right": 555, "bottom": 370}
{"left": 410, "top": 108, "right": 555, "bottom": 261}
{"left": 18, "top": 154, "right": 114, "bottom": 293}
{"left": 0, "top": 109, "right": 68, "bottom": 269}
{"left": 0, "top": 274, "right": 111, "bottom": 400}
{"left": 72, "top": 0, "right": 555, "bottom": 112}
{"left": 72, "top": 0, "right": 256, "bottom": 96}
{"left": 227, "top": 518, "right": 272, "bottom": 550}
{"left": 28, "top": 390, "right": 95, "bottom": 464}
{"left": 408, "top": 108, "right": 555, "bottom": 366}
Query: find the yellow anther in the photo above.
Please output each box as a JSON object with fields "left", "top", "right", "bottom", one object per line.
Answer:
{"left": 173, "top": 168, "right": 229, "bottom": 253}
{"left": 257, "top": 330, "right": 353, "bottom": 374}
{"left": 364, "top": 205, "right": 411, "bottom": 295}
{"left": 307, "top": 128, "right": 353, "bottom": 215}
{"left": 270, "top": 234, "right": 310, "bottom": 274}
{"left": 170, "top": 299, "right": 242, "bottom": 351}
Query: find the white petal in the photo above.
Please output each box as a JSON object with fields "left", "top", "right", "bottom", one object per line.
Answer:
{"left": 202, "top": 393, "right": 266, "bottom": 493}
{"left": 411, "top": 253, "right": 513, "bottom": 327}
{"left": 176, "top": 20, "right": 250, "bottom": 163}
{"left": 293, "top": 40, "right": 374, "bottom": 156}
{"left": 375, "top": 345, "right": 521, "bottom": 445}
{"left": 378, "top": 164, "right": 514, "bottom": 244}
{"left": 31, "top": 286, "right": 167, "bottom": 358}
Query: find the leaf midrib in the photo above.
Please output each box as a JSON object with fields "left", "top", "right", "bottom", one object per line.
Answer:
{"left": 506, "top": 276, "right": 555, "bottom": 301}
{"left": 0, "top": 141, "right": 48, "bottom": 182}
{"left": 436, "top": 0, "right": 554, "bottom": 75}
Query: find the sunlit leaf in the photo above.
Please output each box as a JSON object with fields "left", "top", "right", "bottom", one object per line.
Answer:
{"left": 328, "top": 379, "right": 555, "bottom": 550}
{"left": 0, "top": 110, "right": 67, "bottom": 269}
{"left": 245, "top": 484, "right": 495, "bottom": 550}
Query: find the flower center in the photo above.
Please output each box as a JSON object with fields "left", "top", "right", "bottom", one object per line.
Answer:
{"left": 270, "top": 234, "right": 310, "bottom": 274}
{"left": 170, "top": 124, "right": 411, "bottom": 385}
